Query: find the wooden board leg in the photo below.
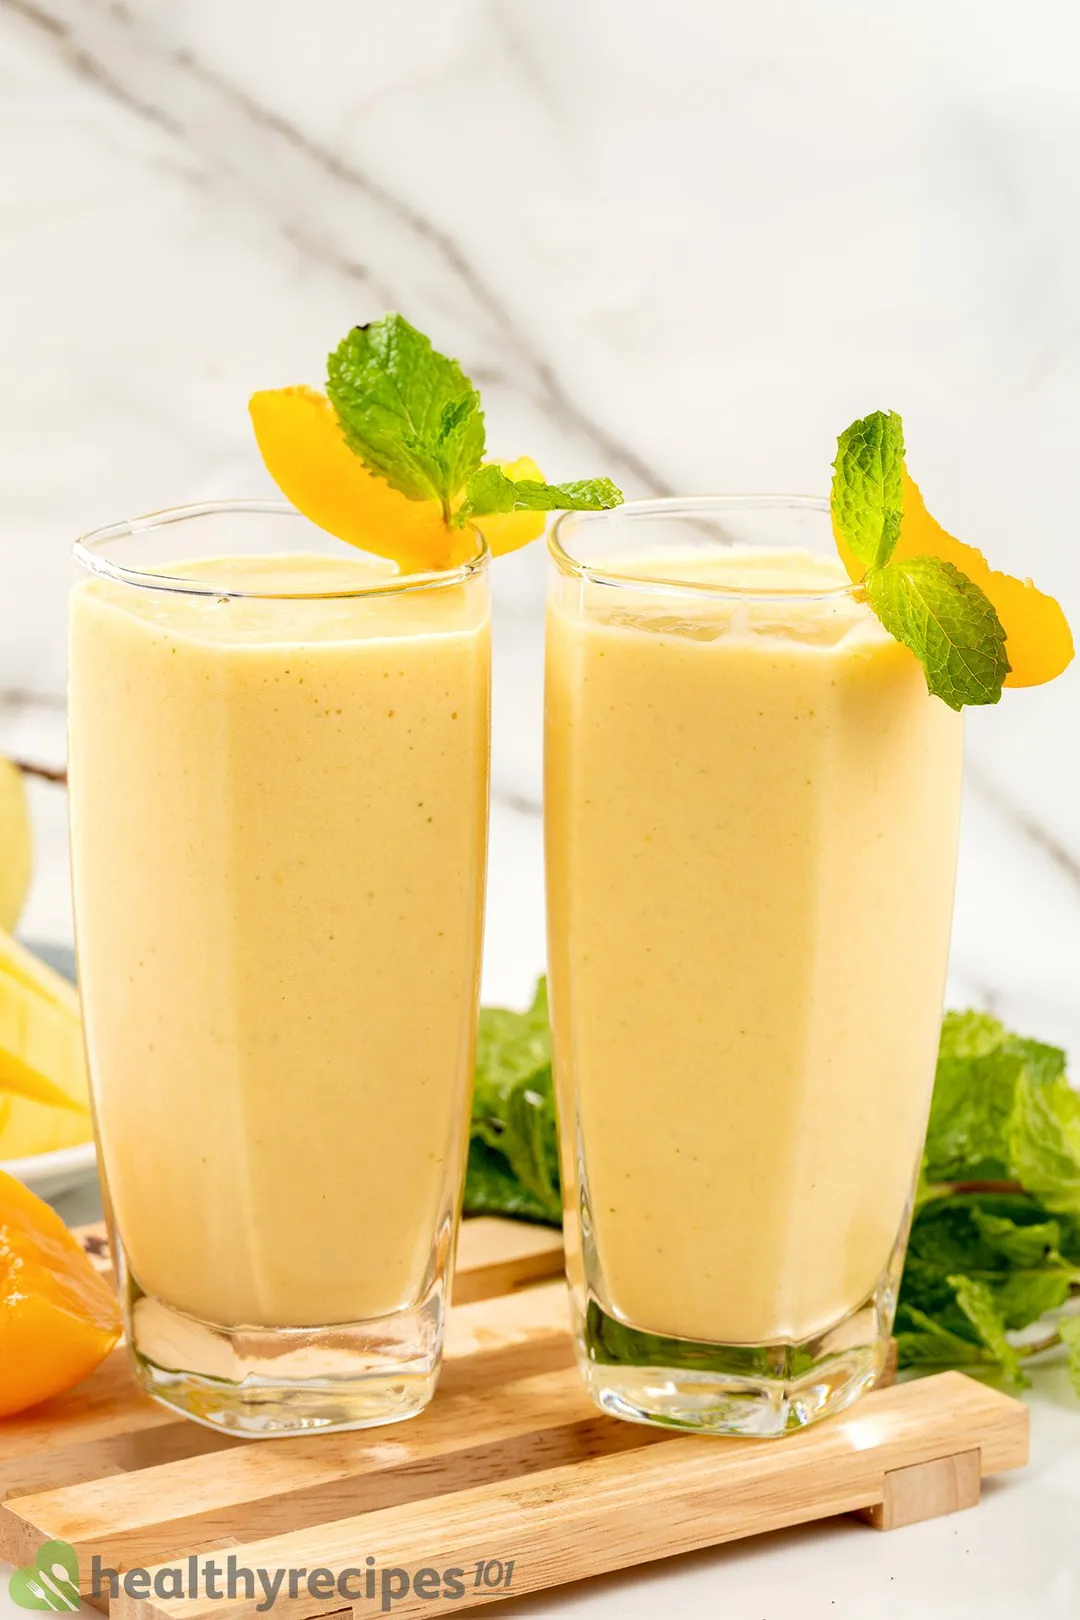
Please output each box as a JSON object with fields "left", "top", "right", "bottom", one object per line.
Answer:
{"left": 859, "top": 1448, "right": 982, "bottom": 1531}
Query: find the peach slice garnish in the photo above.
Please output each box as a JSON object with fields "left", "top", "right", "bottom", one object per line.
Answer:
{"left": 835, "top": 466, "right": 1073, "bottom": 688}
{"left": 250, "top": 387, "right": 546, "bottom": 571}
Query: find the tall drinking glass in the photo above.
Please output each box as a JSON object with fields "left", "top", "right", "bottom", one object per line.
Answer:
{"left": 68, "top": 502, "right": 490, "bottom": 1435}
{"left": 545, "top": 497, "right": 963, "bottom": 1436}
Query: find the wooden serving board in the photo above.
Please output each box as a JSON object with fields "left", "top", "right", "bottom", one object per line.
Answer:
{"left": 0, "top": 1219, "right": 1028, "bottom": 1619}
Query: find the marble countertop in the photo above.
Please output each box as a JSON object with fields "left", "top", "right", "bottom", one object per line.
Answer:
{"left": 2, "top": 0, "right": 1080, "bottom": 1610}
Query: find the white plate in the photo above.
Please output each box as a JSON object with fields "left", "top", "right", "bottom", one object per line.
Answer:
{"left": 1, "top": 940, "right": 100, "bottom": 1202}
{"left": 1, "top": 1139, "right": 99, "bottom": 1200}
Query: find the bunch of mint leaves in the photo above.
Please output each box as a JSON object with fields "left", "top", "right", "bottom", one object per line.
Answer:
{"left": 325, "top": 314, "right": 622, "bottom": 527}
{"left": 464, "top": 984, "right": 1080, "bottom": 1397}
{"left": 831, "top": 410, "right": 1010, "bottom": 709}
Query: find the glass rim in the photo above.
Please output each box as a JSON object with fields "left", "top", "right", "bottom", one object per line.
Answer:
{"left": 72, "top": 499, "right": 490, "bottom": 600}
{"left": 550, "top": 494, "right": 861, "bottom": 602}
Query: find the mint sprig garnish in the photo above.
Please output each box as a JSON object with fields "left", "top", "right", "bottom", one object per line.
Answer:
{"left": 865, "top": 556, "right": 1010, "bottom": 710}
{"left": 454, "top": 463, "right": 623, "bottom": 526}
{"left": 831, "top": 409, "right": 905, "bottom": 569}
{"left": 326, "top": 313, "right": 623, "bottom": 529}
{"left": 831, "top": 409, "right": 1011, "bottom": 709}
{"left": 327, "top": 315, "right": 484, "bottom": 521}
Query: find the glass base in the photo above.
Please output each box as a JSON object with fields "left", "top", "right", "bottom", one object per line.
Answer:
{"left": 124, "top": 1285, "right": 445, "bottom": 1438}
{"left": 576, "top": 1295, "right": 889, "bottom": 1437}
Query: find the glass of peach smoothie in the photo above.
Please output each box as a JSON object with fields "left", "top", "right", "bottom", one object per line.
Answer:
{"left": 545, "top": 496, "right": 962, "bottom": 1436}
{"left": 69, "top": 502, "right": 490, "bottom": 1435}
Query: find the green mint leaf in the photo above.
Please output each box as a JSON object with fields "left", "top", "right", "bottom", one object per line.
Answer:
{"left": 923, "top": 1014, "right": 1067, "bottom": 1183}
{"left": 499, "top": 1068, "right": 561, "bottom": 1222}
{"left": 456, "top": 463, "right": 624, "bottom": 524}
{"left": 923, "top": 1047, "right": 1022, "bottom": 1183}
{"left": 830, "top": 409, "right": 905, "bottom": 569}
{"left": 938, "top": 1009, "right": 1008, "bottom": 1061}
{"left": 895, "top": 1306, "right": 996, "bottom": 1369}
{"left": 1059, "top": 1316, "right": 1080, "bottom": 1399}
{"left": 467, "top": 979, "right": 561, "bottom": 1225}
{"left": 437, "top": 395, "right": 474, "bottom": 444}
{"left": 865, "top": 555, "right": 1011, "bottom": 710}
{"left": 1006, "top": 1070, "right": 1080, "bottom": 1217}
{"left": 463, "top": 1138, "right": 555, "bottom": 1223}
{"left": 326, "top": 314, "right": 485, "bottom": 512}
{"left": 472, "top": 978, "right": 550, "bottom": 1121}
{"left": 904, "top": 1197, "right": 1002, "bottom": 1280}
{"left": 1005, "top": 1036, "right": 1069, "bottom": 1087}
{"left": 947, "top": 1274, "right": 1028, "bottom": 1385}
{"left": 971, "top": 1209, "right": 1063, "bottom": 1270}
{"left": 993, "top": 1268, "right": 1071, "bottom": 1331}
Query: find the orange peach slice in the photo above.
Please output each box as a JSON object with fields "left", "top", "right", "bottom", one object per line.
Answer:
{"left": 250, "top": 386, "right": 458, "bottom": 573}
{"left": 251, "top": 388, "right": 548, "bottom": 571}
{"left": 0, "top": 1168, "right": 121, "bottom": 1418}
{"left": 835, "top": 467, "right": 1073, "bottom": 688}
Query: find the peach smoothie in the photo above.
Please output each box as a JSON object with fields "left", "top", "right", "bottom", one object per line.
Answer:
{"left": 69, "top": 552, "right": 489, "bottom": 1331}
{"left": 545, "top": 546, "right": 962, "bottom": 1348}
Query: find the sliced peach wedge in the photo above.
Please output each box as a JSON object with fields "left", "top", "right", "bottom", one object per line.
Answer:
{"left": 0, "top": 1168, "right": 121, "bottom": 1419}
{"left": 834, "top": 466, "right": 1073, "bottom": 689}
{"left": 250, "top": 387, "right": 545, "bottom": 572}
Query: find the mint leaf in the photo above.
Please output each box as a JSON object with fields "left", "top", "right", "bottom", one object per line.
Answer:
{"left": 830, "top": 409, "right": 905, "bottom": 569}
{"left": 472, "top": 979, "right": 550, "bottom": 1122}
{"left": 326, "top": 314, "right": 485, "bottom": 514}
{"left": 904, "top": 1197, "right": 1001, "bottom": 1280}
{"left": 456, "top": 463, "right": 623, "bottom": 524}
{"left": 994, "top": 1268, "right": 1071, "bottom": 1330}
{"left": 939, "top": 1009, "right": 1008, "bottom": 1061}
{"left": 464, "top": 1138, "right": 554, "bottom": 1223}
{"left": 923, "top": 1050, "right": 1018, "bottom": 1183}
{"left": 865, "top": 555, "right": 1010, "bottom": 710}
{"left": 1060, "top": 1316, "right": 1080, "bottom": 1398}
{"left": 465, "top": 979, "right": 561, "bottom": 1226}
{"left": 499, "top": 1068, "right": 561, "bottom": 1222}
{"left": 948, "top": 1274, "right": 1028, "bottom": 1385}
{"left": 1006, "top": 1036, "right": 1069, "bottom": 1087}
{"left": 923, "top": 1015, "right": 1067, "bottom": 1183}
{"left": 972, "top": 1210, "right": 1063, "bottom": 1269}
{"left": 1006, "top": 1070, "right": 1080, "bottom": 1217}
{"left": 895, "top": 1307, "right": 995, "bottom": 1369}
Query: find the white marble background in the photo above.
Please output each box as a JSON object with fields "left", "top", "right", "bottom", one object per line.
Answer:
{"left": 3, "top": 0, "right": 1078, "bottom": 1048}
{"left": 2, "top": 4, "right": 1080, "bottom": 1613}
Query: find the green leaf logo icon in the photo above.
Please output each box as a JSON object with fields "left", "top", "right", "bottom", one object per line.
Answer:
{"left": 8, "top": 1541, "right": 81, "bottom": 1611}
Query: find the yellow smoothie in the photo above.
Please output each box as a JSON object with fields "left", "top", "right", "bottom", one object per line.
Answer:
{"left": 545, "top": 547, "right": 962, "bottom": 1347}
{"left": 69, "top": 552, "right": 489, "bottom": 1330}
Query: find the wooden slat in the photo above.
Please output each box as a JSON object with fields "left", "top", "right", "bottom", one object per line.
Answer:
{"left": 451, "top": 1218, "right": 563, "bottom": 1303}
{"left": 0, "top": 1283, "right": 573, "bottom": 1548}
{"left": 0, "top": 1365, "right": 661, "bottom": 1574}
{"left": 0, "top": 1351, "right": 176, "bottom": 1502}
{"left": 90, "top": 1372, "right": 1025, "bottom": 1620}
